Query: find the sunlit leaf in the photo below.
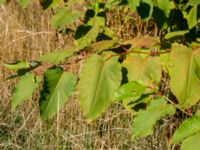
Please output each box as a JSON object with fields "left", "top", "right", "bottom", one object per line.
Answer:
{"left": 181, "top": 132, "right": 200, "bottom": 150}
{"left": 4, "top": 61, "right": 30, "bottom": 70}
{"left": 185, "top": 6, "right": 197, "bottom": 29}
{"left": 169, "top": 45, "right": 200, "bottom": 107}
{"left": 171, "top": 111, "right": 200, "bottom": 144}
{"left": 78, "top": 54, "right": 121, "bottom": 121}
{"left": 164, "top": 31, "right": 188, "bottom": 40}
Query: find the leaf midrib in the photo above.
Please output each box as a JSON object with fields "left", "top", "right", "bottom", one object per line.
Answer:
{"left": 89, "top": 59, "right": 105, "bottom": 115}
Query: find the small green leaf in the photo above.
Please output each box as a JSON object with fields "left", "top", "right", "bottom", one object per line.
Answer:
{"left": 12, "top": 73, "right": 40, "bottom": 110}
{"left": 38, "top": 48, "right": 78, "bottom": 64}
{"left": 169, "top": 45, "right": 200, "bottom": 107}
{"left": 78, "top": 54, "right": 122, "bottom": 121}
{"left": 132, "top": 97, "right": 175, "bottom": 139}
{"left": 17, "top": 0, "right": 31, "bottom": 8}
{"left": 4, "top": 61, "right": 30, "bottom": 70}
{"left": 75, "top": 25, "right": 100, "bottom": 48}
{"left": 171, "top": 111, "right": 200, "bottom": 144}
{"left": 164, "top": 31, "right": 188, "bottom": 40}
{"left": 127, "top": 0, "right": 140, "bottom": 12}
{"left": 51, "top": 7, "right": 81, "bottom": 29}
{"left": 40, "top": 67, "right": 77, "bottom": 120}
{"left": 87, "top": 16, "right": 105, "bottom": 27}
{"left": 181, "top": 132, "right": 200, "bottom": 150}
{"left": 185, "top": 6, "right": 197, "bottom": 29}
{"left": 114, "top": 81, "right": 146, "bottom": 100}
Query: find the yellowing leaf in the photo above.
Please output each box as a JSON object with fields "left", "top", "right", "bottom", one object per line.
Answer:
{"left": 169, "top": 45, "right": 200, "bottom": 107}
{"left": 78, "top": 54, "right": 122, "bottom": 121}
{"left": 122, "top": 54, "right": 162, "bottom": 85}
{"left": 90, "top": 40, "right": 119, "bottom": 52}
{"left": 123, "top": 37, "right": 160, "bottom": 49}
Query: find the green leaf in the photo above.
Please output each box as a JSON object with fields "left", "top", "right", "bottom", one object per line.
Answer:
{"left": 188, "top": 0, "right": 200, "bottom": 5}
{"left": 51, "top": 7, "right": 81, "bottom": 29}
{"left": 40, "top": 67, "right": 77, "bottom": 120}
{"left": 78, "top": 54, "right": 122, "bottom": 121}
{"left": 87, "top": 16, "right": 105, "bottom": 27}
{"left": 4, "top": 61, "right": 30, "bottom": 70}
{"left": 122, "top": 54, "right": 162, "bottom": 85}
{"left": 17, "top": 0, "right": 31, "bottom": 8}
{"left": 127, "top": 0, "right": 140, "bottom": 12}
{"left": 181, "top": 132, "right": 200, "bottom": 150}
{"left": 169, "top": 45, "right": 200, "bottom": 107}
{"left": 185, "top": 6, "right": 197, "bottom": 29}
{"left": 132, "top": 97, "right": 175, "bottom": 139}
{"left": 164, "top": 31, "right": 189, "bottom": 40}
{"left": 38, "top": 48, "right": 78, "bottom": 64}
{"left": 171, "top": 111, "right": 200, "bottom": 144}
{"left": 12, "top": 73, "right": 40, "bottom": 110}
{"left": 114, "top": 81, "right": 146, "bottom": 100}
{"left": 75, "top": 25, "right": 100, "bottom": 48}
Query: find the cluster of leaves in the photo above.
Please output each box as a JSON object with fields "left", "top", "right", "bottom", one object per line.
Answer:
{"left": 2, "top": 0, "right": 200, "bottom": 149}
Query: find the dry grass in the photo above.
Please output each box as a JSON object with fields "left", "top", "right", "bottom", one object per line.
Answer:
{"left": 0, "top": 1, "right": 176, "bottom": 150}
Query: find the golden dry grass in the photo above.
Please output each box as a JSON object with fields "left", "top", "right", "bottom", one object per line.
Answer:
{"left": 0, "top": 1, "right": 175, "bottom": 150}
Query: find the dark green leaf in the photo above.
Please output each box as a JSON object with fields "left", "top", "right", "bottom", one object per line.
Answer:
{"left": 40, "top": 67, "right": 77, "bottom": 120}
